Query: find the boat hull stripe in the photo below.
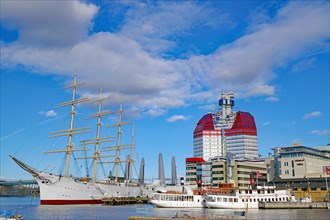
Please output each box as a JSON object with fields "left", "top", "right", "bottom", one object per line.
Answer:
{"left": 41, "top": 199, "right": 102, "bottom": 205}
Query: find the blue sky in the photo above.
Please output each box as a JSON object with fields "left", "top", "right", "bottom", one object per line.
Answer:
{"left": 1, "top": 1, "right": 329, "bottom": 181}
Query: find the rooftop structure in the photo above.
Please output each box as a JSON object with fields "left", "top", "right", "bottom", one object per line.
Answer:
{"left": 193, "top": 92, "right": 258, "bottom": 160}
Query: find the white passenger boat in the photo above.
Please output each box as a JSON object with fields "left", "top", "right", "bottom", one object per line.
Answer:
{"left": 206, "top": 185, "right": 295, "bottom": 209}
{"left": 150, "top": 186, "right": 207, "bottom": 208}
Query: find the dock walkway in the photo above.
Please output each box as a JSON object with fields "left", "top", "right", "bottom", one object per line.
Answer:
{"left": 102, "top": 197, "right": 150, "bottom": 205}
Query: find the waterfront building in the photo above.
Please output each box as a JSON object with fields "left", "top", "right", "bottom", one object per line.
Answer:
{"left": 185, "top": 156, "right": 267, "bottom": 189}
{"left": 273, "top": 144, "right": 330, "bottom": 179}
{"left": 185, "top": 157, "right": 205, "bottom": 184}
{"left": 193, "top": 92, "right": 258, "bottom": 161}
{"left": 196, "top": 161, "right": 212, "bottom": 185}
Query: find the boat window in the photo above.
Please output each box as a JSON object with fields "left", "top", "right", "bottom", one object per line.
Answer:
{"left": 245, "top": 190, "right": 248, "bottom": 194}
{"left": 257, "top": 190, "right": 260, "bottom": 194}
{"left": 239, "top": 190, "right": 242, "bottom": 194}
{"left": 234, "top": 198, "right": 238, "bottom": 202}
{"left": 223, "top": 198, "right": 227, "bottom": 202}
{"left": 249, "top": 190, "right": 252, "bottom": 194}
{"left": 254, "top": 198, "right": 256, "bottom": 202}
{"left": 272, "top": 198, "right": 274, "bottom": 202}
{"left": 242, "top": 199, "right": 245, "bottom": 202}
{"left": 249, "top": 199, "right": 252, "bottom": 202}
{"left": 229, "top": 198, "right": 233, "bottom": 202}
{"left": 217, "top": 197, "right": 222, "bottom": 202}
{"left": 276, "top": 198, "right": 278, "bottom": 202}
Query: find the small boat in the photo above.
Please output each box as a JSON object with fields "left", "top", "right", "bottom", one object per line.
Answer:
{"left": 0, "top": 210, "right": 24, "bottom": 220}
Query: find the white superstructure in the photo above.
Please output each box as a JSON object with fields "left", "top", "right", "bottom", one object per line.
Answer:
{"left": 206, "top": 186, "right": 294, "bottom": 209}
{"left": 150, "top": 186, "right": 207, "bottom": 208}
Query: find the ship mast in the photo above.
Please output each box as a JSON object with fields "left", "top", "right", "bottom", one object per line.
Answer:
{"left": 75, "top": 89, "right": 114, "bottom": 182}
{"left": 44, "top": 73, "right": 90, "bottom": 177}
{"left": 102, "top": 102, "right": 134, "bottom": 182}
{"left": 115, "top": 103, "right": 123, "bottom": 181}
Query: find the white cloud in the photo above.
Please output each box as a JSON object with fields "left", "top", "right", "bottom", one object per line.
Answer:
{"left": 0, "top": 1, "right": 329, "bottom": 115}
{"left": 262, "top": 121, "right": 271, "bottom": 126}
{"left": 0, "top": 1, "right": 98, "bottom": 47}
{"left": 310, "top": 130, "right": 329, "bottom": 136}
{"left": 145, "top": 108, "right": 167, "bottom": 117}
{"left": 166, "top": 115, "right": 191, "bottom": 123}
{"left": 203, "top": 1, "right": 329, "bottom": 97}
{"left": 291, "top": 57, "right": 316, "bottom": 73}
{"left": 303, "top": 111, "right": 322, "bottom": 119}
{"left": 198, "top": 104, "right": 217, "bottom": 111}
{"left": 38, "top": 110, "right": 58, "bottom": 117}
{"left": 119, "top": 1, "right": 233, "bottom": 56}
{"left": 265, "top": 96, "right": 279, "bottom": 102}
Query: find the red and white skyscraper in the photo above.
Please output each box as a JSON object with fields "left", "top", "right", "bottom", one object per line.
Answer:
{"left": 193, "top": 92, "right": 258, "bottom": 161}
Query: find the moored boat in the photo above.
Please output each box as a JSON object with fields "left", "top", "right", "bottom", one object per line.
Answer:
{"left": 9, "top": 73, "right": 151, "bottom": 205}
{"left": 206, "top": 185, "right": 295, "bottom": 209}
{"left": 150, "top": 186, "right": 207, "bottom": 208}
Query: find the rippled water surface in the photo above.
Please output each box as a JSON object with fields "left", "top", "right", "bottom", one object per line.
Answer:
{"left": 0, "top": 197, "right": 329, "bottom": 220}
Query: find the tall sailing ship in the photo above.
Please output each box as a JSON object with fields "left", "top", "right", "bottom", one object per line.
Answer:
{"left": 10, "top": 74, "right": 150, "bottom": 205}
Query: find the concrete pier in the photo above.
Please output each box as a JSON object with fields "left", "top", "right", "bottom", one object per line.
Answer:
{"left": 128, "top": 216, "right": 245, "bottom": 220}
{"left": 258, "top": 202, "right": 330, "bottom": 209}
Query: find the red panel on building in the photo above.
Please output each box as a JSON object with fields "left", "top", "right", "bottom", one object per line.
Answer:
{"left": 225, "top": 111, "right": 257, "bottom": 136}
{"left": 186, "top": 157, "right": 205, "bottom": 163}
{"left": 193, "top": 113, "right": 214, "bottom": 138}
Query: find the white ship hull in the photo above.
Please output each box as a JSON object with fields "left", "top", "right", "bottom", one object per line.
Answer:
{"left": 36, "top": 172, "right": 150, "bottom": 205}
{"left": 206, "top": 188, "right": 293, "bottom": 209}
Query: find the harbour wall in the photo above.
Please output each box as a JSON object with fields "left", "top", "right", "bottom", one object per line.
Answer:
{"left": 259, "top": 202, "right": 330, "bottom": 209}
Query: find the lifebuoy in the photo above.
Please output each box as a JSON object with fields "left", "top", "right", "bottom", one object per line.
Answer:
{"left": 275, "top": 194, "right": 278, "bottom": 197}
{"left": 239, "top": 195, "right": 242, "bottom": 199}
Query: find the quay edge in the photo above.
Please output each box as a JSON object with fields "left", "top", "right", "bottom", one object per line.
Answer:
{"left": 258, "top": 202, "right": 330, "bottom": 209}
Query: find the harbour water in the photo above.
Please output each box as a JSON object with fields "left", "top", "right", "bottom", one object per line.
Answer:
{"left": 0, "top": 197, "right": 329, "bottom": 220}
